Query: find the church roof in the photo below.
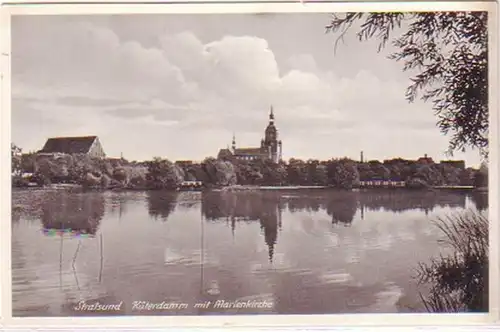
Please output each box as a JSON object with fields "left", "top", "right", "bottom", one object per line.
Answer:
{"left": 234, "top": 148, "right": 264, "bottom": 155}
{"left": 217, "top": 148, "right": 233, "bottom": 158}
{"left": 39, "top": 136, "right": 98, "bottom": 154}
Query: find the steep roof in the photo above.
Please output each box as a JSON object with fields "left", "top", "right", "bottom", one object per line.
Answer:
{"left": 234, "top": 147, "right": 264, "bottom": 155}
{"left": 217, "top": 148, "right": 233, "bottom": 158}
{"left": 40, "top": 136, "right": 97, "bottom": 154}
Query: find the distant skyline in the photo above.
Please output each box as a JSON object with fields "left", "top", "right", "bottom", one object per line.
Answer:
{"left": 11, "top": 14, "right": 485, "bottom": 167}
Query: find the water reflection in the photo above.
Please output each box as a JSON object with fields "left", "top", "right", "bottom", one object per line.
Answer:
{"left": 198, "top": 190, "right": 481, "bottom": 263}
{"left": 41, "top": 191, "right": 105, "bottom": 236}
{"left": 36, "top": 192, "right": 106, "bottom": 287}
{"left": 147, "top": 191, "right": 178, "bottom": 221}
{"left": 200, "top": 190, "right": 474, "bottom": 230}
{"left": 470, "top": 192, "right": 488, "bottom": 211}
{"left": 325, "top": 191, "right": 358, "bottom": 226}
{"left": 107, "top": 193, "right": 131, "bottom": 219}
{"left": 358, "top": 190, "right": 467, "bottom": 214}
{"left": 202, "top": 192, "right": 282, "bottom": 262}
{"left": 281, "top": 192, "right": 357, "bottom": 225}
{"left": 12, "top": 188, "right": 488, "bottom": 316}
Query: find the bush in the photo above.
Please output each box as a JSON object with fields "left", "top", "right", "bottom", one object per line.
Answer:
{"left": 124, "top": 165, "right": 148, "bottom": 188}
{"left": 100, "top": 174, "right": 112, "bottom": 188}
{"left": 12, "top": 176, "right": 30, "bottom": 188}
{"left": 113, "top": 167, "right": 128, "bottom": 183}
{"left": 82, "top": 172, "right": 101, "bottom": 188}
{"left": 417, "top": 210, "right": 488, "bottom": 312}
{"left": 406, "top": 178, "right": 429, "bottom": 189}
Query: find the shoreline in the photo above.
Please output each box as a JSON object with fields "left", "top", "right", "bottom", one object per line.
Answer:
{"left": 12, "top": 184, "right": 486, "bottom": 193}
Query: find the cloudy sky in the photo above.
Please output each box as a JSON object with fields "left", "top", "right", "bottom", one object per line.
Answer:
{"left": 11, "top": 14, "right": 483, "bottom": 167}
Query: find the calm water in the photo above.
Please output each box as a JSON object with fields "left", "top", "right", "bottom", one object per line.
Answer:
{"left": 11, "top": 188, "right": 488, "bottom": 316}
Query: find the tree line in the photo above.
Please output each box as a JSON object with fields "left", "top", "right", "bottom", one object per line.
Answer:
{"left": 11, "top": 143, "right": 488, "bottom": 190}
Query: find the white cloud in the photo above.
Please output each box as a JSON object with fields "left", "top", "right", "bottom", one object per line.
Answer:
{"left": 204, "top": 36, "right": 281, "bottom": 92}
{"left": 11, "top": 16, "right": 483, "bottom": 166}
{"left": 287, "top": 54, "right": 319, "bottom": 73}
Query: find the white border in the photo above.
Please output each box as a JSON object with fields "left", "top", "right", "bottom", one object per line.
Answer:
{"left": 0, "top": 1, "right": 498, "bottom": 329}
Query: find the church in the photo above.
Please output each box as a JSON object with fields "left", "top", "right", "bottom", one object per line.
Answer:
{"left": 217, "top": 106, "right": 283, "bottom": 163}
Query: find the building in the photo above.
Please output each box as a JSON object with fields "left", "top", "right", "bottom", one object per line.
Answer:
{"left": 440, "top": 160, "right": 466, "bottom": 169}
{"left": 217, "top": 106, "right": 283, "bottom": 163}
{"left": 177, "top": 181, "right": 203, "bottom": 191}
{"left": 38, "top": 135, "right": 106, "bottom": 159}
{"left": 358, "top": 180, "right": 406, "bottom": 188}
{"left": 175, "top": 160, "right": 194, "bottom": 168}
{"left": 417, "top": 154, "right": 434, "bottom": 164}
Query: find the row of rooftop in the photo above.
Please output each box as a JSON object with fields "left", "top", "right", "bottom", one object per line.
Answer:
{"left": 17, "top": 135, "right": 466, "bottom": 169}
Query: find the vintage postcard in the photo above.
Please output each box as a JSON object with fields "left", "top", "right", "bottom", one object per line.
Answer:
{"left": 0, "top": 1, "right": 498, "bottom": 328}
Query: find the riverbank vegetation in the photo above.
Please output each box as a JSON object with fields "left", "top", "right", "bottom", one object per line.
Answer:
{"left": 11, "top": 144, "right": 487, "bottom": 191}
{"left": 417, "top": 210, "right": 488, "bottom": 312}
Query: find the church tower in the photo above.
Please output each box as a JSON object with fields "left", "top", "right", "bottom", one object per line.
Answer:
{"left": 264, "top": 105, "right": 280, "bottom": 163}
{"left": 231, "top": 133, "right": 236, "bottom": 153}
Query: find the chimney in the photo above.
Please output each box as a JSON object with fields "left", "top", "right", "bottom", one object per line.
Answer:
{"left": 360, "top": 151, "right": 364, "bottom": 163}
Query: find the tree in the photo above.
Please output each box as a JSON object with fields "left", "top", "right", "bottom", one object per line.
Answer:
{"left": 286, "top": 158, "right": 308, "bottom": 185}
{"left": 413, "top": 164, "right": 444, "bottom": 186}
{"left": 313, "top": 164, "right": 328, "bottom": 186}
{"left": 201, "top": 157, "right": 237, "bottom": 187}
{"left": 11, "top": 143, "right": 22, "bottom": 176}
{"left": 438, "top": 163, "right": 461, "bottom": 186}
{"left": 146, "top": 157, "right": 184, "bottom": 190}
{"left": 459, "top": 168, "right": 475, "bottom": 186}
{"left": 473, "top": 162, "right": 488, "bottom": 188}
{"left": 326, "top": 158, "right": 360, "bottom": 189}
{"left": 259, "top": 159, "right": 287, "bottom": 186}
{"left": 234, "top": 160, "right": 263, "bottom": 185}
{"left": 326, "top": 12, "right": 488, "bottom": 158}
{"left": 33, "top": 156, "right": 56, "bottom": 186}
{"left": 214, "top": 160, "right": 237, "bottom": 186}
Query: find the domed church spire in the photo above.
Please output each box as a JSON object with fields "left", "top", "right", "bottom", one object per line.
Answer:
{"left": 263, "top": 105, "right": 279, "bottom": 163}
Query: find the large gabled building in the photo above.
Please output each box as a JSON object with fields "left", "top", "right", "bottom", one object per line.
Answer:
{"left": 38, "top": 135, "right": 106, "bottom": 159}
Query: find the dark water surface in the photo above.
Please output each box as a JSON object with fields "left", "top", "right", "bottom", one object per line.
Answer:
{"left": 11, "top": 188, "right": 488, "bottom": 316}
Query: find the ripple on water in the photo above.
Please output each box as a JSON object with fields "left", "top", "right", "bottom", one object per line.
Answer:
{"left": 317, "top": 270, "right": 353, "bottom": 285}
{"left": 12, "top": 189, "right": 473, "bottom": 316}
{"left": 365, "top": 283, "right": 404, "bottom": 313}
{"left": 164, "top": 248, "right": 220, "bottom": 267}
{"left": 12, "top": 263, "right": 108, "bottom": 316}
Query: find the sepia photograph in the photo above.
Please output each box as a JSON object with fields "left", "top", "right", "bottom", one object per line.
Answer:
{"left": 4, "top": 4, "right": 496, "bottom": 323}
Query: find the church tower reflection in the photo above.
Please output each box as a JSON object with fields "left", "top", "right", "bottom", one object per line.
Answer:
{"left": 360, "top": 202, "right": 365, "bottom": 220}
{"left": 231, "top": 216, "right": 236, "bottom": 239}
{"left": 201, "top": 192, "right": 282, "bottom": 263}
{"left": 259, "top": 201, "right": 281, "bottom": 263}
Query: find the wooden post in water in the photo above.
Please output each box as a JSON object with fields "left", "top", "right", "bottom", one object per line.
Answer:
{"left": 200, "top": 210, "right": 204, "bottom": 293}
{"left": 72, "top": 240, "right": 81, "bottom": 268}
{"left": 59, "top": 234, "right": 63, "bottom": 288}
{"left": 99, "top": 233, "right": 103, "bottom": 282}
{"left": 72, "top": 263, "right": 81, "bottom": 291}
